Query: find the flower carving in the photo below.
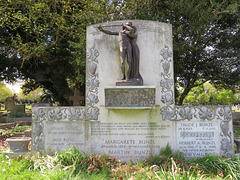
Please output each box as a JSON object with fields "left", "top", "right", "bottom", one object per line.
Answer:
{"left": 220, "top": 122, "right": 229, "bottom": 136}
{"left": 49, "top": 108, "right": 64, "bottom": 121}
{"left": 32, "top": 108, "right": 46, "bottom": 122}
{"left": 161, "top": 106, "right": 174, "bottom": 120}
{"left": 86, "top": 78, "right": 100, "bottom": 91}
{"left": 160, "top": 79, "right": 173, "bottom": 91}
{"left": 179, "top": 106, "right": 194, "bottom": 120}
{"left": 221, "top": 138, "right": 232, "bottom": 153}
{"left": 199, "top": 106, "right": 213, "bottom": 120}
{"left": 86, "top": 93, "right": 99, "bottom": 106}
{"left": 67, "top": 107, "right": 85, "bottom": 120}
{"left": 218, "top": 106, "right": 232, "bottom": 121}
{"left": 162, "top": 61, "right": 170, "bottom": 74}
{"left": 87, "top": 48, "right": 99, "bottom": 61}
{"left": 160, "top": 45, "right": 172, "bottom": 60}
{"left": 86, "top": 107, "right": 99, "bottom": 120}
{"left": 161, "top": 92, "right": 173, "bottom": 105}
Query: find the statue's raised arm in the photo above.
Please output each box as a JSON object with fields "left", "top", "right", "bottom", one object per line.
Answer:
{"left": 97, "top": 25, "right": 118, "bottom": 36}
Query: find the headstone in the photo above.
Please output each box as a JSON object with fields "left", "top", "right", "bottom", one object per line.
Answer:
{"left": 5, "top": 96, "right": 16, "bottom": 111}
{"left": 5, "top": 95, "right": 25, "bottom": 113}
{"left": 32, "top": 20, "right": 234, "bottom": 161}
{"left": 68, "top": 90, "right": 84, "bottom": 106}
{"left": 32, "top": 103, "right": 51, "bottom": 107}
{"left": 10, "top": 104, "right": 25, "bottom": 113}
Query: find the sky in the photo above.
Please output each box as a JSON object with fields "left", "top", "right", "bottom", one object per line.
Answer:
{"left": 5, "top": 81, "right": 23, "bottom": 93}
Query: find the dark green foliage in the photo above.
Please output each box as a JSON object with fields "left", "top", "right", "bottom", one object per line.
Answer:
{"left": 148, "top": 144, "right": 184, "bottom": 166}
{"left": 1, "top": 0, "right": 239, "bottom": 105}
{"left": 190, "top": 154, "right": 240, "bottom": 179}
{"left": 7, "top": 112, "right": 28, "bottom": 118}
{"left": 0, "top": 82, "right": 13, "bottom": 103}
{"left": 0, "top": 1, "right": 122, "bottom": 105}
{"left": 57, "top": 146, "right": 120, "bottom": 175}
{"left": 1, "top": 146, "right": 240, "bottom": 179}
{"left": 122, "top": 0, "right": 240, "bottom": 105}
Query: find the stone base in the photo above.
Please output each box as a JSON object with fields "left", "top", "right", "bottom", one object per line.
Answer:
{"left": 116, "top": 78, "right": 143, "bottom": 86}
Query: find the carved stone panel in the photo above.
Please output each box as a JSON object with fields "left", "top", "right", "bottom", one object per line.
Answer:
{"left": 105, "top": 87, "right": 155, "bottom": 109}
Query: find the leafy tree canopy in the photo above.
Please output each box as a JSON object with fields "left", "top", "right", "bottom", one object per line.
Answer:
{"left": 121, "top": 0, "right": 240, "bottom": 104}
{"left": 0, "top": 82, "right": 13, "bottom": 102}
{"left": 0, "top": 0, "right": 122, "bottom": 105}
{"left": 1, "top": 0, "right": 239, "bottom": 105}
{"left": 183, "top": 82, "right": 238, "bottom": 105}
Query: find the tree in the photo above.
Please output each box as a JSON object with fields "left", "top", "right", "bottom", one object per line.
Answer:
{"left": 18, "top": 87, "right": 43, "bottom": 103}
{"left": 121, "top": 0, "right": 240, "bottom": 105}
{"left": 1, "top": 0, "right": 239, "bottom": 106}
{"left": 183, "top": 82, "right": 236, "bottom": 105}
{"left": 0, "top": 82, "right": 13, "bottom": 103}
{"left": 0, "top": 0, "right": 121, "bottom": 105}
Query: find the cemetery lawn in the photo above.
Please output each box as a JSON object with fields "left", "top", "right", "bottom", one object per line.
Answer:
{"left": 1, "top": 146, "right": 240, "bottom": 180}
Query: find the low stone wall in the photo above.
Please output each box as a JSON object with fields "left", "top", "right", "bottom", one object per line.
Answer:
{"left": 6, "top": 117, "right": 32, "bottom": 123}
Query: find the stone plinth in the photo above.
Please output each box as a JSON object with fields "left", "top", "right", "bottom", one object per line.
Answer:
{"left": 105, "top": 86, "right": 155, "bottom": 109}
{"left": 116, "top": 79, "right": 143, "bottom": 86}
{"left": 6, "top": 137, "right": 31, "bottom": 152}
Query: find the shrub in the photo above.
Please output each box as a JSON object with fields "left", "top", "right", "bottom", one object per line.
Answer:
{"left": 7, "top": 112, "right": 28, "bottom": 118}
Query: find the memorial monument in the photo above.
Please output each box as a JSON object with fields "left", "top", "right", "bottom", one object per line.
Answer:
{"left": 32, "top": 20, "right": 234, "bottom": 162}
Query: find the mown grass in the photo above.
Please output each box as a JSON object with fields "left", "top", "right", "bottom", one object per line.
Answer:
{"left": 0, "top": 146, "right": 240, "bottom": 180}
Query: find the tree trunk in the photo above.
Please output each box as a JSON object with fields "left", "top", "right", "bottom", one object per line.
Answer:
{"left": 177, "top": 87, "right": 192, "bottom": 105}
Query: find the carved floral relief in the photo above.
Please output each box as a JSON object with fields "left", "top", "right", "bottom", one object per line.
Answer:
{"left": 86, "top": 48, "right": 100, "bottom": 120}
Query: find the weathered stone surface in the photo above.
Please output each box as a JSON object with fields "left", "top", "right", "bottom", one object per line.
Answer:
{"left": 32, "top": 103, "right": 51, "bottom": 107}
{"left": 105, "top": 86, "right": 155, "bottom": 108}
{"left": 6, "top": 137, "right": 31, "bottom": 152}
{"left": 5, "top": 95, "right": 25, "bottom": 113}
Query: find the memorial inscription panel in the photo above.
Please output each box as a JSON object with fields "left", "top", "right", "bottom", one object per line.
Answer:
{"left": 177, "top": 122, "right": 219, "bottom": 158}
{"left": 44, "top": 121, "right": 85, "bottom": 152}
{"left": 91, "top": 121, "right": 172, "bottom": 161}
{"left": 105, "top": 87, "right": 155, "bottom": 109}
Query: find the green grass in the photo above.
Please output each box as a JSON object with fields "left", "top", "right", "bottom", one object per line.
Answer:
{"left": 0, "top": 124, "right": 31, "bottom": 137}
{"left": 0, "top": 146, "right": 240, "bottom": 179}
{"left": 234, "top": 125, "right": 240, "bottom": 137}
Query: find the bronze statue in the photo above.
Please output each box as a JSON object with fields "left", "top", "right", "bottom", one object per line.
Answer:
{"left": 97, "top": 22, "right": 143, "bottom": 85}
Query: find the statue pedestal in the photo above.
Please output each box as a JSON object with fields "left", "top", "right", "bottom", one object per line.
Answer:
{"left": 116, "top": 79, "right": 143, "bottom": 86}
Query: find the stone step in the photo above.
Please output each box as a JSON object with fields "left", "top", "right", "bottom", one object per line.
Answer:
{"left": 0, "top": 122, "right": 28, "bottom": 129}
{"left": 0, "top": 123, "right": 15, "bottom": 129}
{"left": 13, "top": 132, "right": 24, "bottom": 137}
{"left": 24, "top": 129, "right": 32, "bottom": 137}
{"left": 6, "top": 117, "right": 32, "bottom": 123}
